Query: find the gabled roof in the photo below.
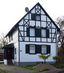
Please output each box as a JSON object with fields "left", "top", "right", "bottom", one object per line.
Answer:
{"left": 5, "top": 2, "right": 60, "bottom": 37}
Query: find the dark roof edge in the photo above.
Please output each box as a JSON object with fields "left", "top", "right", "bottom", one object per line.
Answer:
{"left": 5, "top": 2, "right": 60, "bottom": 37}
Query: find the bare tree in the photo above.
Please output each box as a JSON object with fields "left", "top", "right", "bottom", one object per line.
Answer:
{"left": 55, "top": 16, "right": 64, "bottom": 48}
{"left": 0, "top": 32, "right": 8, "bottom": 48}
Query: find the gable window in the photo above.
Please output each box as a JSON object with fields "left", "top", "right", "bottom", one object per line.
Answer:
{"left": 41, "top": 29, "right": 46, "bottom": 37}
{"left": 30, "top": 45, "right": 35, "bottom": 54}
{"left": 30, "top": 28, "right": 35, "bottom": 36}
{"left": 36, "top": 15, "right": 40, "bottom": 20}
{"left": 41, "top": 46, "right": 46, "bottom": 54}
{"left": 31, "top": 14, "right": 41, "bottom": 20}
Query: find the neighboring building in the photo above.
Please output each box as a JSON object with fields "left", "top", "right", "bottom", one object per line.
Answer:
{"left": 2, "top": 3, "right": 60, "bottom": 65}
{"left": 0, "top": 49, "right": 4, "bottom": 62}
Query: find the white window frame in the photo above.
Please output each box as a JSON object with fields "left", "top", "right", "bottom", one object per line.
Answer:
{"left": 30, "top": 28, "right": 35, "bottom": 36}
{"left": 30, "top": 45, "right": 35, "bottom": 54}
{"left": 41, "top": 29, "right": 46, "bottom": 37}
{"left": 41, "top": 45, "right": 47, "bottom": 54}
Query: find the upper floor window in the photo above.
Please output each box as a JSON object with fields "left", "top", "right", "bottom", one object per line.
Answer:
{"left": 31, "top": 14, "right": 41, "bottom": 21}
{"left": 9, "top": 33, "right": 13, "bottom": 42}
{"left": 41, "top": 29, "right": 46, "bottom": 37}
{"left": 30, "top": 28, "right": 35, "bottom": 36}
{"left": 27, "top": 27, "right": 49, "bottom": 38}
{"left": 11, "top": 34, "right": 13, "bottom": 40}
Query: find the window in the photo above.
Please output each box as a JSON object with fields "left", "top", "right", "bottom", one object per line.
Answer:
{"left": 15, "top": 48, "right": 16, "bottom": 54}
{"left": 31, "top": 14, "right": 41, "bottom": 20}
{"left": 30, "top": 28, "right": 35, "bottom": 36}
{"left": 41, "top": 46, "right": 46, "bottom": 54}
{"left": 30, "top": 45, "right": 35, "bottom": 53}
{"left": 26, "top": 45, "right": 50, "bottom": 54}
{"left": 41, "top": 29, "right": 46, "bottom": 37}
{"left": 27, "top": 27, "right": 49, "bottom": 38}
{"left": 11, "top": 34, "right": 13, "bottom": 40}
{"left": 36, "top": 15, "right": 40, "bottom": 20}
{"left": 9, "top": 33, "right": 13, "bottom": 42}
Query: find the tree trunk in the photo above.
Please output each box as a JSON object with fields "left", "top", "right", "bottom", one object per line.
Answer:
{"left": 44, "top": 60, "right": 46, "bottom": 64}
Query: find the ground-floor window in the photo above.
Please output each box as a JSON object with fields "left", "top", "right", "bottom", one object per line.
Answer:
{"left": 41, "top": 46, "right": 47, "bottom": 54}
{"left": 26, "top": 44, "right": 50, "bottom": 54}
{"left": 30, "top": 45, "right": 35, "bottom": 54}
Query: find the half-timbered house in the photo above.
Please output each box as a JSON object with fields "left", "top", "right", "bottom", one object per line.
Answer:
{"left": 3, "top": 3, "right": 60, "bottom": 65}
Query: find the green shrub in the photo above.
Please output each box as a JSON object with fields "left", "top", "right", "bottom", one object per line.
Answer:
{"left": 51, "top": 63, "right": 64, "bottom": 68}
{"left": 53, "top": 56, "right": 62, "bottom": 61}
{"left": 39, "top": 54, "right": 51, "bottom": 64}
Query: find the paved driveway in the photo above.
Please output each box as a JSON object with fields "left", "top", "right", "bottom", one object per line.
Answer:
{"left": 0, "top": 64, "right": 36, "bottom": 73}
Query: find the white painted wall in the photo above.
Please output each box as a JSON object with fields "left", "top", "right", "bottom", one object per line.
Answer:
{"left": 19, "top": 42, "right": 56, "bottom": 62}
{"left": 8, "top": 30, "right": 18, "bottom": 44}
{"left": 8, "top": 30, "right": 19, "bottom": 63}
{"left": 14, "top": 42, "right": 19, "bottom": 62}
{"left": 12, "top": 59, "right": 14, "bottom": 64}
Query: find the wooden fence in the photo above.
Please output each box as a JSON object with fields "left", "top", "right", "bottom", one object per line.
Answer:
{"left": 0, "top": 54, "right": 4, "bottom": 61}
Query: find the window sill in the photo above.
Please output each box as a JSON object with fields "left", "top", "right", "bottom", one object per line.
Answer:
{"left": 29, "top": 53, "right": 36, "bottom": 54}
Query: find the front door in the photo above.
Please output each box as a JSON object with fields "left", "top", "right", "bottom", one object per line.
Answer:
{"left": 7, "top": 48, "right": 12, "bottom": 59}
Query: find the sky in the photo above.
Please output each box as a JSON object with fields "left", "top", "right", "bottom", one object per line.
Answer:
{"left": 0, "top": 0, "right": 64, "bottom": 36}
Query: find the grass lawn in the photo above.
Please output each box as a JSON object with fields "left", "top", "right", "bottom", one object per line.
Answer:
{"left": 51, "top": 63, "right": 64, "bottom": 68}
{"left": 21, "top": 65, "right": 49, "bottom": 72}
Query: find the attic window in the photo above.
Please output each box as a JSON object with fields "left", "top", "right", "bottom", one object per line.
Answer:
{"left": 31, "top": 14, "right": 40, "bottom": 20}
{"left": 36, "top": 15, "right": 40, "bottom": 20}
